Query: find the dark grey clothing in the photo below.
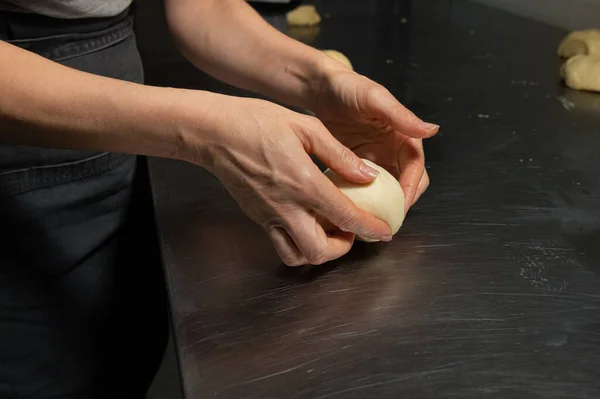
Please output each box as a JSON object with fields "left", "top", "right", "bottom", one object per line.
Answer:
{"left": 0, "top": 0, "right": 132, "bottom": 19}
{"left": 0, "top": 9, "right": 168, "bottom": 399}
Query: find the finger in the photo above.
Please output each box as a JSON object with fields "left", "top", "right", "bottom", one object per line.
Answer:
{"left": 296, "top": 116, "right": 380, "bottom": 184}
{"left": 268, "top": 226, "right": 307, "bottom": 267}
{"left": 412, "top": 169, "right": 430, "bottom": 207}
{"left": 366, "top": 85, "right": 439, "bottom": 138}
{"left": 286, "top": 212, "right": 355, "bottom": 265}
{"left": 324, "top": 230, "right": 356, "bottom": 259}
{"left": 310, "top": 171, "right": 392, "bottom": 241}
{"left": 397, "top": 138, "right": 425, "bottom": 212}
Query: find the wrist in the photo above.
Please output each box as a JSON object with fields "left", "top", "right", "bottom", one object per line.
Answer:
{"left": 155, "top": 87, "right": 226, "bottom": 167}
{"left": 162, "top": 90, "right": 271, "bottom": 171}
{"left": 288, "top": 51, "right": 350, "bottom": 112}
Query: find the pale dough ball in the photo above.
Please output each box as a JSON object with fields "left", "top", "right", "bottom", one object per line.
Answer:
{"left": 560, "top": 55, "right": 600, "bottom": 92}
{"left": 287, "top": 25, "right": 321, "bottom": 44}
{"left": 324, "top": 159, "right": 405, "bottom": 242}
{"left": 557, "top": 30, "right": 600, "bottom": 58}
{"left": 321, "top": 49, "right": 353, "bottom": 70}
{"left": 286, "top": 5, "right": 321, "bottom": 27}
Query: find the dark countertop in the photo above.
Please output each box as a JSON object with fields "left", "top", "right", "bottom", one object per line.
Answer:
{"left": 146, "top": 1, "right": 600, "bottom": 397}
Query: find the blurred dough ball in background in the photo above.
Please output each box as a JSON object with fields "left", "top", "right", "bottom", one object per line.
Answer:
{"left": 286, "top": 5, "right": 321, "bottom": 26}
{"left": 557, "top": 29, "right": 600, "bottom": 58}
{"left": 321, "top": 49, "right": 353, "bottom": 70}
{"left": 558, "top": 29, "right": 600, "bottom": 92}
{"left": 560, "top": 55, "right": 600, "bottom": 92}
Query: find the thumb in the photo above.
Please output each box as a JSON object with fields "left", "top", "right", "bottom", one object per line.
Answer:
{"left": 297, "top": 116, "right": 379, "bottom": 184}
{"left": 367, "top": 85, "right": 439, "bottom": 138}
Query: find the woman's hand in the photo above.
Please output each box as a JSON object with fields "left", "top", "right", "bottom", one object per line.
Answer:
{"left": 311, "top": 61, "right": 439, "bottom": 212}
{"left": 191, "top": 96, "right": 392, "bottom": 266}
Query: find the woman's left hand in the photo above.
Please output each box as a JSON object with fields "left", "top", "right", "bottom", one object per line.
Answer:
{"left": 311, "top": 63, "right": 439, "bottom": 212}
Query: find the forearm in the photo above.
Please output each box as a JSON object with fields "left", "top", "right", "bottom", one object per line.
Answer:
{"left": 0, "top": 40, "right": 215, "bottom": 163}
{"left": 165, "top": 0, "right": 336, "bottom": 110}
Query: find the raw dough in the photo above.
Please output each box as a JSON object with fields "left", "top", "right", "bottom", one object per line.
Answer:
{"left": 287, "top": 25, "right": 321, "bottom": 44}
{"left": 321, "top": 49, "right": 353, "bottom": 70}
{"left": 557, "top": 30, "right": 600, "bottom": 58}
{"left": 286, "top": 5, "right": 321, "bottom": 27}
{"left": 560, "top": 54, "right": 600, "bottom": 92}
{"left": 323, "top": 159, "right": 405, "bottom": 242}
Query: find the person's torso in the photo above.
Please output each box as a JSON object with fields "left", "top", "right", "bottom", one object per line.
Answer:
{"left": 0, "top": 0, "right": 141, "bottom": 186}
{"left": 0, "top": 0, "right": 132, "bottom": 19}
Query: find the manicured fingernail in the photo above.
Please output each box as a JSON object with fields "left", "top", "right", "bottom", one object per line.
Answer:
{"left": 360, "top": 162, "right": 380, "bottom": 178}
{"left": 421, "top": 122, "right": 440, "bottom": 132}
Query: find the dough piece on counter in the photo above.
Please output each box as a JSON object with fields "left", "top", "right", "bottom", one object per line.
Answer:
{"left": 557, "top": 29, "right": 600, "bottom": 58}
{"left": 323, "top": 159, "right": 405, "bottom": 243}
{"left": 321, "top": 49, "right": 353, "bottom": 70}
{"left": 288, "top": 25, "right": 321, "bottom": 44}
{"left": 560, "top": 55, "right": 600, "bottom": 92}
{"left": 286, "top": 5, "right": 321, "bottom": 26}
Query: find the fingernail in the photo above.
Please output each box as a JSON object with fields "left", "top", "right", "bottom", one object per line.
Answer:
{"left": 382, "top": 235, "right": 393, "bottom": 242}
{"left": 421, "top": 122, "right": 440, "bottom": 133}
{"left": 360, "top": 162, "right": 380, "bottom": 178}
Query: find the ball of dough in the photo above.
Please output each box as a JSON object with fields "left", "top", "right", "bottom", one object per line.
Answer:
{"left": 288, "top": 25, "right": 321, "bottom": 44}
{"left": 323, "top": 159, "right": 405, "bottom": 242}
{"left": 557, "top": 30, "right": 600, "bottom": 58}
{"left": 286, "top": 5, "right": 321, "bottom": 27}
{"left": 560, "top": 54, "right": 600, "bottom": 92}
{"left": 321, "top": 49, "right": 353, "bottom": 70}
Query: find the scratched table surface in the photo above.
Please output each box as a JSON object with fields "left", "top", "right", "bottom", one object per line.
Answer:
{"left": 147, "top": 0, "right": 600, "bottom": 397}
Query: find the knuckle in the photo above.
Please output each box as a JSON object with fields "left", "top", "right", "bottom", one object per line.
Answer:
{"left": 336, "top": 144, "right": 358, "bottom": 165}
{"left": 298, "top": 165, "right": 317, "bottom": 182}
{"left": 306, "top": 251, "right": 328, "bottom": 265}
{"left": 281, "top": 254, "right": 303, "bottom": 267}
{"left": 297, "top": 115, "right": 324, "bottom": 137}
{"left": 295, "top": 168, "right": 319, "bottom": 196}
{"left": 263, "top": 214, "right": 284, "bottom": 230}
{"left": 266, "top": 164, "right": 318, "bottom": 201}
{"left": 267, "top": 168, "right": 285, "bottom": 188}
{"left": 305, "top": 115, "right": 326, "bottom": 131}
{"left": 305, "top": 240, "right": 329, "bottom": 265}
{"left": 368, "top": 84, "right": 390, "bottom": 101}
{"left": 334, "top": 209, "right": 359, "bottom": 233}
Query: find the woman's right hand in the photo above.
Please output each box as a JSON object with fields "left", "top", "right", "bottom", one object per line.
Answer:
{"left": 188, "top": 96, "right": 392, "bottom": 266}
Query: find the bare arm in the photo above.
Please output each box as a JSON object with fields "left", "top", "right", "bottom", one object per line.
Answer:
{"left": 164, "top": 0, "right": 336, "bottom": 110}
{"left": 0, "top": 40, "right": 213, "bottom": 160}
{"left": 163, "top": 0, "right": 438, "bottom": 215}
{"left": 0, "top": 39, "right": 391, "bottom": 264}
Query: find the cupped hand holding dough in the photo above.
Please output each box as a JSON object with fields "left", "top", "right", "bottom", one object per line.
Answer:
{"left": 286, "top": 5, "right": 321, "bottom": 27}
{"left": 321, "top": 50, "right": 353, "bottom": 70}
{"left": 558, "top": 30, "right": 600, "bottom": 58}
{"left": 560, "top": 54, "right": 600, "bottom": 92}
{"left": 323, "top": 159, "right": 405, "bottom": 243}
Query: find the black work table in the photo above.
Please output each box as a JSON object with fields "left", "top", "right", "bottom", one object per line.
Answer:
{"left": 147, "top": 1, "right": 600, "bottom": 397}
